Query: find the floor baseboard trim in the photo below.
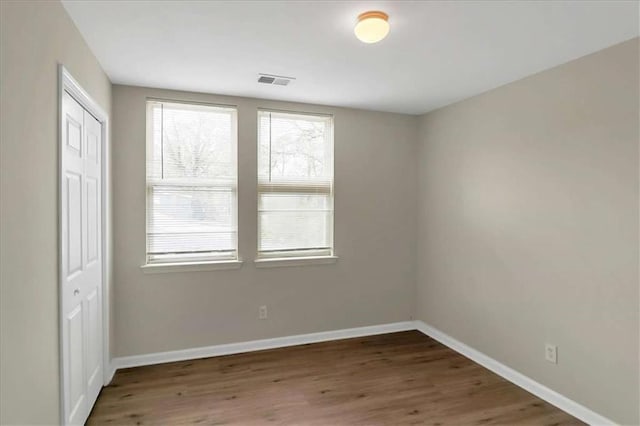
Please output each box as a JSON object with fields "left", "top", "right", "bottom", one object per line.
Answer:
{"left": 112, "top": 321, "right": 415, "bottom": 370}
{"left": 414, "top": 321, "right": 616, "bottom": 426}
{"left": 104, "top": 362, "right": 116, "bottom": 385}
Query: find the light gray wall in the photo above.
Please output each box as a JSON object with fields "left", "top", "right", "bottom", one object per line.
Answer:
{"left": 0, "top": 1, "right": 112, "bottom": 424}
{"left": 2, "top": 2, "right": 636, "bottom": 423}
{"left": 416, "top": 38, "right": 639, "bottom": 425}
{"left": 112, "top": 85, "right": 418, "bottom": 357}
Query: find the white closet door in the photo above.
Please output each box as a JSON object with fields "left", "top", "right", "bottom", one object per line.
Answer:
{"left": 61, "top": 90, "right": 103, "bottom": 425}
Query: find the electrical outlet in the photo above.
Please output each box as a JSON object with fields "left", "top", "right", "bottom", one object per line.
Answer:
{"left": 259, "top": 305, "right": 268, "bottom": 320}
{"left": 545, "top": 343, "right": 557, "bottom": 364}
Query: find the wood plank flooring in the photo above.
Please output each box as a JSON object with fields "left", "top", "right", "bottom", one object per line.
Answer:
{"left": 88, "top": 331, "right": 583, "bottom": 425}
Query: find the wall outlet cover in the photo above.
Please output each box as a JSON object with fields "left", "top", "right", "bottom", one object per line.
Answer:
{"left": 545, "top": 343, "right": 558, "bottom": 364}
{"left": 259, "top": 305, "right": 268, "bottom": 320}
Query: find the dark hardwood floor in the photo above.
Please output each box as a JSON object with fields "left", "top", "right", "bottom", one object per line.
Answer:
{"left": 88, "top": 331, "right": 583, "bottom": 425}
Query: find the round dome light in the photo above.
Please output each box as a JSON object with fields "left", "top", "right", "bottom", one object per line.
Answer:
{"left": 354, "top": 11, "right": 390, "bottom": 44}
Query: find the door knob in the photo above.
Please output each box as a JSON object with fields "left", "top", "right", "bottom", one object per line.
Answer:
{"left": 74, "top": 289, "right": 80, "bottom": 296}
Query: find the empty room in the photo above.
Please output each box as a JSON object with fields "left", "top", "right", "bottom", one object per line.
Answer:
{"left": 0, "top": 1, "right": 638, "bottom": 425}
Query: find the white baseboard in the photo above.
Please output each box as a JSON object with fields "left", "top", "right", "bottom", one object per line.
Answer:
{"left": 104, "top": 362, "right": 116, "bottom": 385}
{"left": 414, "top": 321, "right": 616, "bottom": 426}
{"left": 112, "top": 321, "right": 415, "bottom": 370}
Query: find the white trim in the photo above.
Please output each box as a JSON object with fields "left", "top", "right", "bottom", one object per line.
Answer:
{"left": 112, "top": 321, "right": 413, "bottom": 369}
{"left": 141, "top": 259, "right": 244, "bottom": 273}
{"left": 104, "top": 362, "right": 116, "bottom": 385}
{"left": 58, "top": 65, "right": 111, "bottom": 425}
{"left": 60, "top": 67, "right": 108, "bottom": 121}
{"left": 145, "top": 101, "right": 239, "bottom": 268}
{"left": 146, "top": 96, "right": 237, "bottom": 110}
{"left": 257, "top": 106, "right": 333, "bottom": 118}
{"left": 413, "top": 321, "right": 617, "bottom": 426}
{"left": 256, "top": 110, "right": 335, "bottom": 262}
{"left": 254, "top": 255, "right": 338, "bottom": 268}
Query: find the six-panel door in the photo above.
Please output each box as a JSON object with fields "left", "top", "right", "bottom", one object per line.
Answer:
{"left": 61, "top": 90, "right": 103, "bottom": 425}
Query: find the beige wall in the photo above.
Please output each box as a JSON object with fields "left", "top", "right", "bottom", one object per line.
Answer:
{"left": 112, "top": 85, "right": 418, "bottom": 357}
{"left": 0, "top": 1, "right": 112, "bottom": 424}
{"left": 1, "top": 1, "right": 636, "bottom": 423}
{"left": 416, "top": 38, "right": 639, "bottom": 424}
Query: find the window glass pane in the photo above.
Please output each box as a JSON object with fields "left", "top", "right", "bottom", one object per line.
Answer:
{"left": 148, "top": 186, "right": 235, "bottom": 254}
{"left": 258, "top": 112, "right": 332, "bottom": 182}
{"left": 149, "top": 103, "right": 235, "bottom": 181}
{"left": 259, "top": 210, "right": 332, "bottom": 252}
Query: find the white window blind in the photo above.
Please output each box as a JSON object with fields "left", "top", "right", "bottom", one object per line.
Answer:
{"left": 257, "top": 110, "right": 334, "bottom": 258}
{"left": 146, "top": 101, "right": 238, "bottom": 263}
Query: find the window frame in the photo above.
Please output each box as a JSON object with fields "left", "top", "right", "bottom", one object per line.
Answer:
{"left": 144, "top": 98, "right": 240, "bottom": 267}
{"left": 256, "top": 108, "right": 335, "bottom": 261}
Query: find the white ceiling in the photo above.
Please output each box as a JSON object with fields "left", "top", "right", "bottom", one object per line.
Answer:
{"left": 62, "top": 0, "right": 639, "bottom": 115}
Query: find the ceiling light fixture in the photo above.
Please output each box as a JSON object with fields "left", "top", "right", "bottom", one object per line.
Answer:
{"left": 354, "top": 11, "right": 390, "bottom": 44}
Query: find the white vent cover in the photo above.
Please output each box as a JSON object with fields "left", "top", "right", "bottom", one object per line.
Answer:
{"left": 258, "top": 73, "right": 295, "bottom": 86}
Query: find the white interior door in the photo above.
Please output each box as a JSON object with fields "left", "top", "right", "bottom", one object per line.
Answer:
{"left": 61, "top": 90, "right": 103, "bottom": 425}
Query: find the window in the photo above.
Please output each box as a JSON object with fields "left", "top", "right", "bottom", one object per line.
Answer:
{"left": 146, "top": 101, "right": 237, "bottom": 264}
{"left": 257, "top": 110, "right": 334, "bottom": 259}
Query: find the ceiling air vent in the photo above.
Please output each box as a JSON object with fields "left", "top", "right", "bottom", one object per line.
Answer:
{"left": 258, "top": 73, "right": 295, "bottom": 86}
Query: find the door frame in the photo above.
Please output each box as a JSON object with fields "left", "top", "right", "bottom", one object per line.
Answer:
{"left": 58, "top": 65, "right": 111, "bottom": 424}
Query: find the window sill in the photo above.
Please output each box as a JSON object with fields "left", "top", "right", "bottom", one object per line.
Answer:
{"left": 254, "top": 255, "right": 338, "bottom": 268}
{"left": 140, "top": 260, "right": 243, "bottom": 274}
